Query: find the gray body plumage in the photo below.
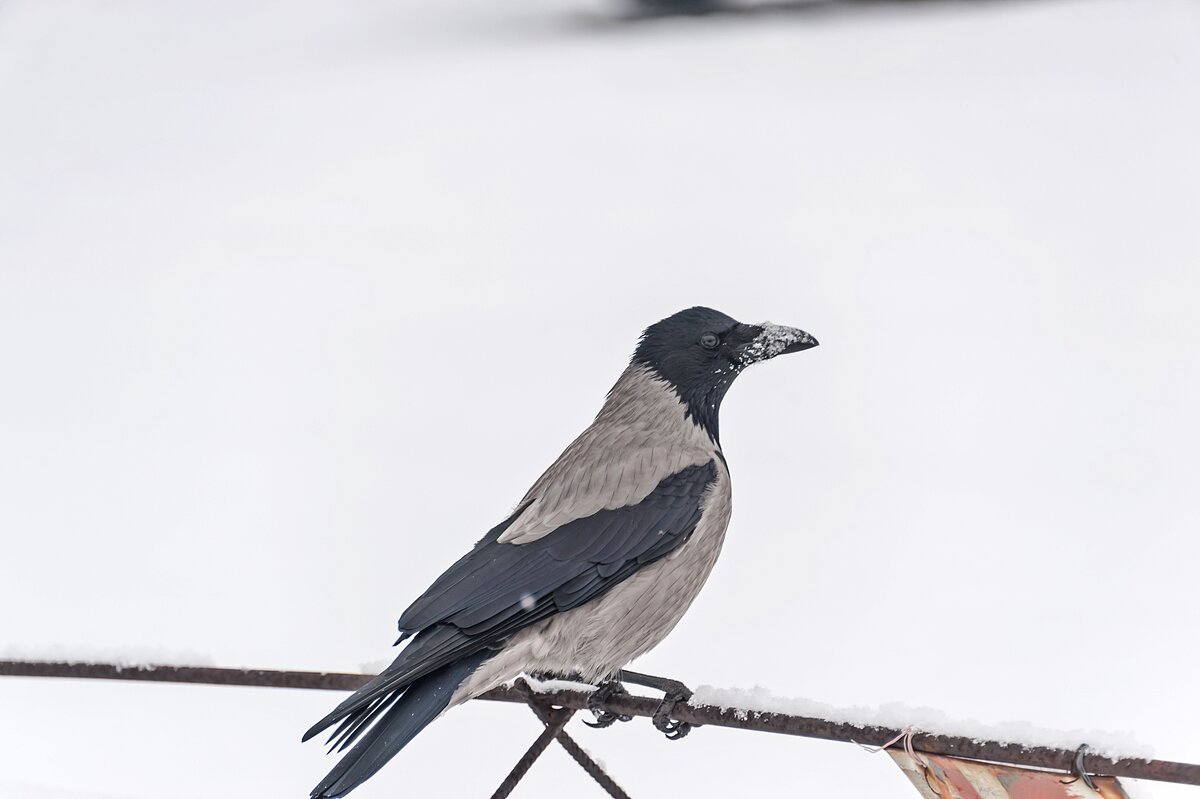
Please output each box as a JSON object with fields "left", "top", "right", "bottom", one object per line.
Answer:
{"left": 305, "top": 307, "right": 817, "bottom": 799}
{"left": 502, "top": 364, "right": 718, "bottom": 545}
{"left": 453, "top": 364, "right": 732, "bottom": 700}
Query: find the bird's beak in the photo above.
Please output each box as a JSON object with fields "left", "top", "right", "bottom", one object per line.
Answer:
{"left": 737, "top": 323, "right": 819, "bottom": 367}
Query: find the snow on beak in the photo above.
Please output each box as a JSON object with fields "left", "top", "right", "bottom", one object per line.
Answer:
{"left": 738, "top": 323, "right": 818, "bottom": 366}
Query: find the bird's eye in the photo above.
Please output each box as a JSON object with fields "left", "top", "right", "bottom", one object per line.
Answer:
{"left": 700, "top": 333, "right": 720, "bottom": 350}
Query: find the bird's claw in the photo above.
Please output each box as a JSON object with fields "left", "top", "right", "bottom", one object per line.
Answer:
{"left": 651, "top": 690, "right": 693, "bottom": 740}
{"left": 583, "top": 712, "right": 626, "bottom": 729}
{"left": 583, "top": 680, "right": 633, "bottom": 729}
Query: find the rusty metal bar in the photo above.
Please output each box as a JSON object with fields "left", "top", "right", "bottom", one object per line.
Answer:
{"left": 490, "top": 704, "right": 573, "bottom": 799}
{"left": 3, "top": 660, "right": 1197, "bottom": 787}
{"left": 481, "top": 683, "right": 1200, "bottom": 787}
{"left": 0, "top": 660, "right": 368, "bottom": 691}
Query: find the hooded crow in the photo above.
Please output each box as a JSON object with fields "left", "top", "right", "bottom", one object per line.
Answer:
{"left": 304, "top": 306, "right": 818, "bottom": 798}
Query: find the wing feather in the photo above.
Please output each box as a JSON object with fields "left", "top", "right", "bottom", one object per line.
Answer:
{"left": 305, "top": 459, "right": 719, "bottom": 743}
{"left": 400, "top": 460, "right": 717, "bottom": 633}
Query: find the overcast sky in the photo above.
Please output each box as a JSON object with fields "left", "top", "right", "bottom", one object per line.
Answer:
{"left": 1, "top": 0, "right": 1198, "bottom": 797}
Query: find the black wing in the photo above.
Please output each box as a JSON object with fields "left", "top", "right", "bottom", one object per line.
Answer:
{"left": 304, "top": 459, "right": 718, "bottom": 743}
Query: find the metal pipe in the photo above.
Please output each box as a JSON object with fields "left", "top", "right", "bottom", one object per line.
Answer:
{"left": 3, "top": 660, "right": 1195, "bottom": 787}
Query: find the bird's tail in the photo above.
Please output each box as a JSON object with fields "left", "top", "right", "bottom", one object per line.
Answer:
{"left": 308, "top": 650, "right": 491, "bottom": 799}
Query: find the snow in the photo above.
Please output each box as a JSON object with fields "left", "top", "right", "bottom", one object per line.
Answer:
{"left": 529, "top": 676, "right": 1153, "bottom": 760}
{"left": 740, "top": 323, "right": 813, "bottom": 364}
{"left": 357, "top": 658, "right": 393, "bottom": 673}
{"left": 0, "top": 646, "right": 215, "bottom": 669}
{"left": 691, "top": 684, "right": 1153, "bottom": 760}
{"left": 527, "top": 676, "right": 601, "bottom": 694}
{"left": 3, "top": 658, "right": 1147, "bottom": 761}
{"left": 0, "top": 781, "right": 136, "bottom": 799}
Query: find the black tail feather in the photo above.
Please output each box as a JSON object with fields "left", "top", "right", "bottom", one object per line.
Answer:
{"left": 309, "top": 650, "right": 491, "bottom": 799}
{"left": 333, "top": 692, "right": 401, "bottom": 753}
{"left": 303, "top": 625, "right": 475, "bottom": 745}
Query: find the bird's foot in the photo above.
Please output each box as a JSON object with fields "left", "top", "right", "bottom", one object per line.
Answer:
{"left": 618, "top": 670, "right": 695, "bottom": 741}
{"left": 583, "top": 680, "right": 633, "bottom": 729}
{"left": 651, "top": 687, "right": 693, "bottom": 740}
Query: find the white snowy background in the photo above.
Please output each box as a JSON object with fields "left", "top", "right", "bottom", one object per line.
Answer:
{"left": 1, "top": 0, "right": 1198, "bottom": 797}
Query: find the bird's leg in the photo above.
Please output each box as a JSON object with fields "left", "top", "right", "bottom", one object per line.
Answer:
{"left": 528, "top": 670, "right": 588, "bottom": 684}
{"left": 524, "top": 670, "right": 631, "bottom": 728}
{"left": 617, "top": 669, "right": 695, "bottom": 740}
{"left": 582, "top": 679, "right": 633, "bottom": 729}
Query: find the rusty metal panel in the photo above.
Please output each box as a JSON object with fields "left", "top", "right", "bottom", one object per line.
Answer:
{"left": 890, "top": 751, "right": 1132, "bottom": 799}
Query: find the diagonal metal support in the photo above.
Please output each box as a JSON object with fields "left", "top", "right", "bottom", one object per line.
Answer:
{"left": 490, "top": 698, "right": 574, "bottom": 799}
{"left": 525, "top": 698, "right": 632, "bottom": 799}
{"left": 493, "top": 678, "right": 632, "bottom": 799}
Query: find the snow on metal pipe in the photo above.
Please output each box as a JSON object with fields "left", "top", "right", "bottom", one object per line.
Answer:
{"left": 3, "top": 660, "right": 1197, "bottom": 787}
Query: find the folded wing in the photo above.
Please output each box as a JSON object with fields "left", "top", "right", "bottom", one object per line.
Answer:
{"left": 304, "top": 459, "right": 718, "bottom": 744}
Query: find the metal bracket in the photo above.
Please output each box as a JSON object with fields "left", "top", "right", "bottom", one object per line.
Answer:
{"left": 1060, "top": 743, "right": 1099, "bottom": 791}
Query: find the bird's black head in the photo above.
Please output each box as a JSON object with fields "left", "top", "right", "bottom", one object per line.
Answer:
{"left": 632, "top": 306, "right": 818, "bottom": 442}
